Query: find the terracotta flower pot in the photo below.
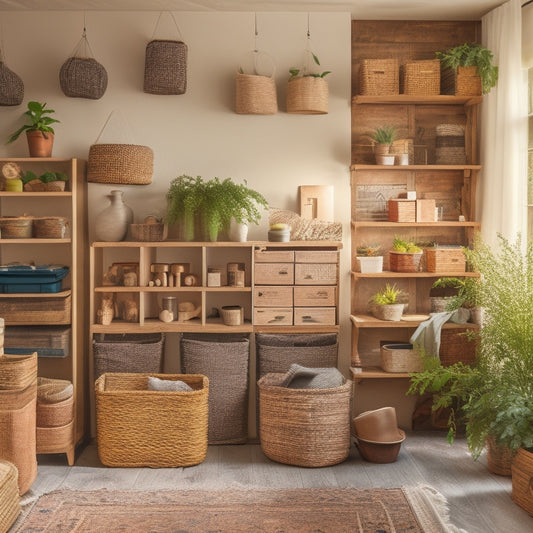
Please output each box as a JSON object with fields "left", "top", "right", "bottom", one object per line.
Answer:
{"left": 26, "top": 131, "right": 54, "bottom": 157}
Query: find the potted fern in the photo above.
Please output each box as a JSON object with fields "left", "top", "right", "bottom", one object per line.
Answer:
{"left": 367, "top": 126, "right": 397, "bottom": 164}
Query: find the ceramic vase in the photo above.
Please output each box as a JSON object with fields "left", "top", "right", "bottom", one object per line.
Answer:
{"left": 95, "top": 190, "right": 133, "bottom": 242}
{"left": 228, "top": 218, "right": 249, "bottom": 242}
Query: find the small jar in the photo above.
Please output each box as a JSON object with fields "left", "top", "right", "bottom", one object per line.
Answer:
{"left": 161, "top": 296, "right": 178, "bottom": 321}
{"left": 207, "top": 268, "right": 222, "bottom": 287}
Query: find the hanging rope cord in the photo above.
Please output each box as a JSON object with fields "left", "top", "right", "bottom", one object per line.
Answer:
{"left": 151, "top": 11, "right": 183, "bottom": 41}
{"left": 246, "top": 13, "right": 275, "bottom": 78}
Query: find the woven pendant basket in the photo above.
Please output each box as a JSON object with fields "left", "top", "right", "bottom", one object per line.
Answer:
{"left": 287, "top": 76, "right": 328, "bottom": 114}
{"left": 235, "top": 73, "right": 277, "bottom": 114}
{"left": 144, "top": 39, "right": 187, "bottom": 95}
{"left": 0, "top": 60, "right": 24, "bottom": 106}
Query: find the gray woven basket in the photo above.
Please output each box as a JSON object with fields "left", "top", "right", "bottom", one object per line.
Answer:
{"left": 93, "top": 333, "right": 165, "bottom": 380}
{"left": 144, "top": 39, "right": 187, "bottom": 95}
{"left": 0, "top": 61, "right": 24, "bottom": 106}
{"left": 59, "top": 57, "right": 108, "bottom": 100}
{"left": 181, "top": 334, "right": 250, "bottom": 444}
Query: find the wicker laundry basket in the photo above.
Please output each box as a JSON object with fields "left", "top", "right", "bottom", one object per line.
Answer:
{"left": 235, "top": 73, "right": 277, "bottom": 114}
{"left": 0, "top": 61, "right": 24, "bottom": 106}
{"left": 0, "top": 460, "right": 20, "bottom": 532}
{"left": 181, "top": 334, "right": 250, "bottom": 444}
{"left": 144, "top": 39, "right": 187, "bottom": 95}
{"left": 258, "top": 373, "right": 352, "bottom": 467}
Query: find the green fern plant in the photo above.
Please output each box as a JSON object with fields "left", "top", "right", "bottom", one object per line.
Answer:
{"left": 368, "top": 125, "right": 397, "bottom": 146}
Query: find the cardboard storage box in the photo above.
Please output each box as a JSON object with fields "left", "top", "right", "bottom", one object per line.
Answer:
{"left": 254, "top": 263, "right": 294, "bottom": 285}
{"left": 253, "top": 307, "right": 293, "bottom": 326}
{"left": 294, "top": 307, "right": 336, "bottom": 325}
{"left": 295, "top": 263, "right": 337, "bottom": 285}
{"left": 416, "top": 199, "right": 436, "bottom": 222}
{"left": 293, "top": 286, "right": 336, "bottom": 307}
{"left": 254, "top": 286, "right": 293, "bottom": 307}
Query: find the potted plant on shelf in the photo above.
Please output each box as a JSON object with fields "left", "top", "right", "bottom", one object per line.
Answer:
{"left": 436, "top": 42, "right": 498, "bottom": 95}
{"left": 355, "top": 243, "right": 383, "bottom": 273}
{"left": 389, "top": 236, "right": 423, "bottom": 272}
{"left": 6, "top": 101, "right": 60, "bottom": 157}
{"left": 367, "top": 125, "right": 397, "bottom": 165}
{"left": 286, "top": 52, "right": 330, "bottom": 114}
{"left": 21, "top": 170, "right": 69, "bottom": 192}
{"left": 369, "top": 283, "right": 406, "bottom": 321}
{"left": 165, "top": 174, "right": 268, "bottom": 242}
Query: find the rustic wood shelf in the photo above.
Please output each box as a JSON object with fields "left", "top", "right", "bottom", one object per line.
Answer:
{"left": 351, "top": 271, "right": 480, "bottom": 279}
{"left": 352, "top": 95, "right": 483, "bottom": 106}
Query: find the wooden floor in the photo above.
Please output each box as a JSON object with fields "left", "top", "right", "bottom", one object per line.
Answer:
{"left": 24, "top": 432, "right": 531, "bottom": 533}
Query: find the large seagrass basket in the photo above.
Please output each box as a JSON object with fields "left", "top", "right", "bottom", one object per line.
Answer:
{"left": 60, "top": 57, "right": 108, "bottom": 100}
{"left": 144, "top": 39, "right": 187, "bottom": 95}
{"left": 235, "top": 73, "right": 277, "bottom": 114}
{"left": 0, "top": 352, "right": 37, "bottom": 390}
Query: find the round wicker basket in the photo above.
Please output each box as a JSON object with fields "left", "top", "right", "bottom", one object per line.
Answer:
{"left": 235, "top": 73, "right": 277, "bottom": 115}
{"left": 286, "top": 76, "right": 328, "bottom": 114}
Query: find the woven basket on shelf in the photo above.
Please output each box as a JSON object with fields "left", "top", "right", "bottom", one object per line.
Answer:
{"left": 441, "top": 66, "right": 482, "bottom": 96}
{"left": 144, "top": 39, "right": 187, "bottom": 95}
{"left": 0, "top": 216, "right": 33, "bottom": 238}
{"left": 286, "top": 77, "right": 328, "bottom": 114}
{"left": 358, "top": 58, "right": 399, "bottom": 96}
{"left": 0, "top": 352, "right": 37, "bottom": 390}
{"left": 235, "top": 73, "right": 277, "bottom": 114}
{"left": 401, "top": 59, "right": 440, "bottom": 95}
{"left": 0, "top": 381, "right": 37, "bottom": 494}
{"left": 129, "top": 223, "right": 167, "bottom": 242}
{"left": 95, "top": 372, "right": 209, "bottom": 467}
{"left": 0, "top": 460, "right": 20, "bottom": 533}
{"left": 37, "top": 394, "right": 74, "bottom": 428}
{"left": 33, "top": 217, "right": 70, "bottom": 239}
{"left": 60, "top": 57, "right": 108, "bottom": 100}
{"left": 439, "top": 327, "right": 478, "bottom": 366}
{"left": 435, "top": 123, "right": 466, "bottom": 164}
{"left": 389, "top": 251, "right": 423, "bottom": 273}
{"left": 511, "top": 447, "right": 533, "bottom": 515}
{"left": 0, "top": 60, "right": 24, "bottom": 106}
{"left": 0, "top": 293, "right": 71, "bottom": 325}
{"left": 258, "top": 373, "right": 351, "bottom": 467}
{"left": 36, "top": 420, "right": 74, "bottom": 455}
{"left": 380, "top": 343, "right": 423, "bottom": 372}
{"left": 486, "top": 435, "right": 515, "bottom": 476}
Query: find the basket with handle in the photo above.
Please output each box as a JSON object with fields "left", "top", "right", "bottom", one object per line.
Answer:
{"left": 358, "top": 58, "right": 399, "bottom": 96}
{"left": 0, "top": 45, "right": 24, "bottom": 106}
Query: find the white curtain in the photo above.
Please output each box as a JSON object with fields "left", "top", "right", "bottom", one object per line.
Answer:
{"left": 480, "top": 0, "right": 528, "bottom": 247}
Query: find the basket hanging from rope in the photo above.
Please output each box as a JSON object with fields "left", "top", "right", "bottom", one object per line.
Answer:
{"left": 0, "top": 47, "right": 24, "bottom": 106}
{"left": 59, "top": 28, "right": 107, "bottom": 100}
{"left": 144, "top": 12, "right": 187, "bottom": 95}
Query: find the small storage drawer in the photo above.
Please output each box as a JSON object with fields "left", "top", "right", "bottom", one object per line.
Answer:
{"left": 0, "top": 292, "right": 71, "bottom": 325}
{"left": 253, "top": 307, "right": 293, "bottom": 326}
{"left": 294, "top": 286, "right": 336, "bottom": 307}
{"left": 294, "top": 307, "right": 336, "bottom": 325}
{"left": 254, "top": 263, "right": 294, "bottom": 285}
{"left": 4, "top": 326, "right": 70, "bottom": 357}
{"left": 254, "top": 250, "right": 295, "bottom": 263}
{"left": 294, "top": 250, "right": 338, "bottom": 263}
{"left": 295, "top": 263, "right": 337, "bottom": 285}
{"left": 254, "top": 286, "right": 293, "bottom": 307}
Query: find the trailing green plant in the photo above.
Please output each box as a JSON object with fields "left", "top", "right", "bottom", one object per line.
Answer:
{"left": 370, "top": 283, "right": 405, "bottom": 306}
{"left": 435, "top": 42, "right": 498, "bottom": 94}
{"left": 367, "top": 125, "right": 397, "bottom": 146}
{"left": 392, "top": 236, "right": 422, "bottom": 253}
{"left": 289, "top": 53, "right": 331, "bottom": 80}
{"left": 356, "top": 243, "right": 382, "bottom": 257}
{"left": 6, "top": 101, "right": 60, "bottom": 144}
{"left": 431, "top": 276, "right": 482, "bottom": 310}
{"left": 21, "top": 170, "right": 68, "bottom": 185}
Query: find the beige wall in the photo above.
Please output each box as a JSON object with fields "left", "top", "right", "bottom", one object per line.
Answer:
{"left": 0, "top": 11, "right": 353, "bottom": 372}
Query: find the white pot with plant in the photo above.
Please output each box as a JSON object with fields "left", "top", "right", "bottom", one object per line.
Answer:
{"left": 370, "top": 283, "right": 406, "bottom": 321}
{"left": 367, "top": 125, "right": 397, "bottom": 165}
{"left": 356, "top": 243, "right": 383, "bottom": 273}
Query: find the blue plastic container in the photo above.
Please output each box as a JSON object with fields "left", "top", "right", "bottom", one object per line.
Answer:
{"left": 0, "top": 265, "right": 69, "bottom": 293}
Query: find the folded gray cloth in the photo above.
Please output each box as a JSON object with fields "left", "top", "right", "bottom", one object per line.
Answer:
{"left": 148, "top": 376, "right": 193, "bottom": 392}
{"left": 280, "top": 363, "right": 344, "bottom": 389}
{"left": 410, "top": 311, "right": 453, "bottom": 358}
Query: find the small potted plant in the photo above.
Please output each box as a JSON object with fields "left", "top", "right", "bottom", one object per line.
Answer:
{"left": 436, "top": 42, "right": 498, "bottom": 95}
{"left": 21, "top": 170, "right": 69, "bottom": 192}
{"left": 369, "top": 283, "right": 406, "bottom": 321}
{"left": 6, "top": 101, "right": 60, "bottom": 157}
{"left": 389, "top": 236, "right": 423, "bottom": 272}
{"left": 366, "top": 125, "right": 397, "bottom": 165}
{"left": 287, "top": 52, "right": 331, "bottom": 114}
{"left": 355, "top": 243, "right": 383, "bottom": 273}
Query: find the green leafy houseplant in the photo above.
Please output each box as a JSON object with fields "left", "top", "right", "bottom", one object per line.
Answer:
{"left": 436, "top": 42, "right": 498, "bottom": 94}
{"left": 356, "top": 243, "right": 382, "bottom": 257}
{"left": 165, "top": 175, "right": 268, "bottom": 242}
{"left": 370, "top": 283, "right": 406, "bottom": 321}
{"left": 21, "top": 170, "right": 68, "bottom": 185}
{"left": 391, "top": 236, "right": 422, "bottom": 253}
{"left": 288, "top": 53, "right": 331, "bottom": 80}
{"left": 6, "top": 101, "right": 60, "bottom": 144}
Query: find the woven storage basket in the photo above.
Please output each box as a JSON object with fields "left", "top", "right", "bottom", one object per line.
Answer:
{"left": 33, "top": 216, "right": 70, "bottom": 239}
{"left": 36, "top": 420, "right": 74, "bottom": 455}
{"left": 60, "top": 57, "right": 108, "bottom": 99}
{"left": 511, "top": 447, "right": 533, "bottom": 515}
{"left": 441, "top": 66, "right": 482, "bottom": 96}
{"left": 0, "top": 61, "right": 24, "bottom": 106}
{"left": 0, "top": 381, "right": 37, "bottom": 495}
{"left": 129, "top": 223, "right": 167, "bottom": 242}
{"left": 181, "top": 334, "right": 250, "bottom": 444}
{"left": 439, "top": 327, "right": 478, "bottom": 366}
{"left": 425, "top": 247, "right": 466, "bottom": 273}
{"left": 5, "top": 326, "right": 70, "bottom": 358}
{"left": 286, "top": 77, "right": 328, "bottom": 114}
{"left": 435, "top": 123, "right": 466, "bottom": 164}
{"left": 0, "top": 292, "right": 71, "bottom": 325}
{"left": 389, "top": 251, "right": 423, "bottom": 273}
{"left": 359, "top": 59, "right": 399, "bottom": 95}
{"left": 37, "top": 394, "right": 74, "bottom": 428}
{"left": 144, "top": 39, "right": 187, "bottom": 95}
{"left": 258, "top": 372, "right": 351, "bottom": 467}
{"left": 380, "top": 343, "right": 423, "bottom": 372}
{"left": 0, "top": 216, "right": 33, "bottom": 238}
{"left": 371, "top": 303, "right": 404, "bottom": 322}
{"left": 235, "top": 73, "right": 277, "bottom": 114}
{"left": 401, "top": 59, "right": 440, "bottom": 95}
{"left": 0, "top": 460, "right": 20, "bottom": 533}
{"left": 95, "top": 372, "right": 208, "bottom": 467}
{"left": 93, "top": 333, "right": 165, "bottom": 380}
{"left": 0, "top": 352, "right": 37, "bottom": 390}
{"left": 87, "top": 143, "right": 154, "bottom": 185}
{"left": 486, "top": 434, "right": 515, "bottom": 476}
{"left": 23, "top": 179, "right": 66, "bottom": 192}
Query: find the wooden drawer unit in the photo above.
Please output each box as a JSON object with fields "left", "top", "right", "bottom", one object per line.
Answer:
{"left": 294, "top": 263, "right": 337, "bottom": 285}
{"left": 254, "top": 307, "right": 293, "bottom": 326}
{"left": 254, "top": 250, "right": 295, "bottom": 263}
{"left": 254, "top": 286, "right": 293, "bottom": 307}
{"left": 294, "top": 250, "right": 338, "bottom": 263}
{"left": 254, "top": 263, "right": 294, "bottom": 285}
{"left": 294, "top": 286, "right": 336, "bottom": 307}
{"left": 294, "top": 307, "right": 336, "bottom": 326}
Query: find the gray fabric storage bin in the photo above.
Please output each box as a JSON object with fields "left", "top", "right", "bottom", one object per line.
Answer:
{"left": 93, "top": 333, "right": 165, "bottom": 380}
{"left": 181, "top": 334, "right": 250, "bottom": 444}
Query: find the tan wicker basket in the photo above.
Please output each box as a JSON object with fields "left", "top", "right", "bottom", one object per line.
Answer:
{"left": 23, "top": 179, "right": 67, "bottom": 192}
{"left": 286, "top": 77, "right": 328, "bottom": 114}
{"left": 441, "top": 66, "right": 482, "bottom": 96}
{"left": 37, "top": 395, "right": 74, "bottom": 428}
{"left": 235, "top": 73, "right": 277, "bottom": 115}
{"left": 0, "top": 460, "right": 20, "bottom": 532}
{"left": 33, "top": 217, "right": 70, "bottom": 239}
{"left": 129, "top": 223, "right": 167, "bottom": 242}
{"left": 380, "top": 344, "right": 423, "bottom": 372}
{"left": 425, "top": 247, "right": 466, "bottom": 273}
{"left": 389, "top": 251, "right": 423, "bottom": 272}
{"left": 359, "top": 59, "right": 399, "bottom": 95}
{"left": 0, "top": 352, "right": 37, "bottom": 390}
{"left": 0, "top": 216, "right": 33, "bottom": 238}
{"left": 36, "top": 420, "right": 74, "bottom": 454}
{"left": 511, "top": 447, "right": 533, "bottom": 515}
{"left": 95, "top": 373, "right": 209, "bottom": 467}
{"left": 401, "top": 59, "right": 440, "bottom": 95}
{"left": 486, "top": 434, "right": 515, "bottom": 476}
{"left": 258, "top": 372, "right": 351, "bottom": 467}
{"left": 0, "top": 292, "right": 71, "bottom": 325}
{"left": 87, "top": 144, "right": 154, "bottom": 185}
{"left": 439, "top": 328, "right": 478, "bottom": 366}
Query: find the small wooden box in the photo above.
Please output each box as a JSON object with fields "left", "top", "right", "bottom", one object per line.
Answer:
{"left": 388, "top": 199, "right": 416, "bottom": 222}
{"left": 426, "top": 247, "right": 466, "bottom": 274}
{"left": 253, "top": 307, "right": 293, "bottom": 326}
{"left": 295, "top": 263, "right": 337, "bottom": 285}
{"left": 294, "top": 307, "right": 336, "bottom": 326}
{"left": 254, "top": 263, "right": 294, "bottom": 285}
{"left": 416, "top": 199, "right": 436, "bottom": 222}
{"left": 294, "top": 250, "right": 338, "bottom": 263}
{"left": 254, "top": 250, "right": 295, "bottom": 263}
{"left": 254, "top": 286, "right": 293, "bottom": 307}
{"left": 294, "top": 286, "right": 336, "bottom": 307}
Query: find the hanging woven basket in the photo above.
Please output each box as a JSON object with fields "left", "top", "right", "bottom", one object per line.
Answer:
{"left": 60, "top": 57, "right": 108, "bottom": 100}
{"left": 144, "top": 39, "right": 187, "bottom": 95}
{"left": 235, "top": 73, "right": 277, "bottom": 114}
{"left": 0, "top": 60, "right": 24, "bottom": 106}
{"left": 286, "top": 76, "right": 328, "bottom": 114}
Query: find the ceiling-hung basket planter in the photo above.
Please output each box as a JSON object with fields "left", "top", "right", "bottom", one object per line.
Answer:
{"left": 144, "top": 12, "right": 187, "bottom": 95}
{"left": 0, "top": 46, "right": 24, "bottom": 106}
{"left": 87, "top": 111, "right": 153, "bottom": 185}
{"left": 59, "top": 27, "right": 108, "bottom": 100}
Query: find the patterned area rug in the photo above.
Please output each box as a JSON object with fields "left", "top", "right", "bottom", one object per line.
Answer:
{"left": 13, "top": 485, "right": 467, "bottom": 533}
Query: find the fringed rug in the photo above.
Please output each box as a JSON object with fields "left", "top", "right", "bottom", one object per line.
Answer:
{"left": 13, "top": 485, "right": 467, "bottom": 533}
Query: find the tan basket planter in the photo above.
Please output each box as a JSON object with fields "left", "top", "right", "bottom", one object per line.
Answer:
{"left": 286, "top": 77, "right": 328, "bottom": 114}
{"left": 235, "top": 73, "right": 277, "bottom": 115}
{"left": 372, "top": 303, "right": 404, "bottom": 322}
{"left": 511, "top": 447, "right": 533, "bottom": 515}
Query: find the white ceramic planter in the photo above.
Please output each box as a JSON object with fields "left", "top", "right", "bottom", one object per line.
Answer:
{"left": 356, "top": 256, "right": 383, "bottom": 273}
